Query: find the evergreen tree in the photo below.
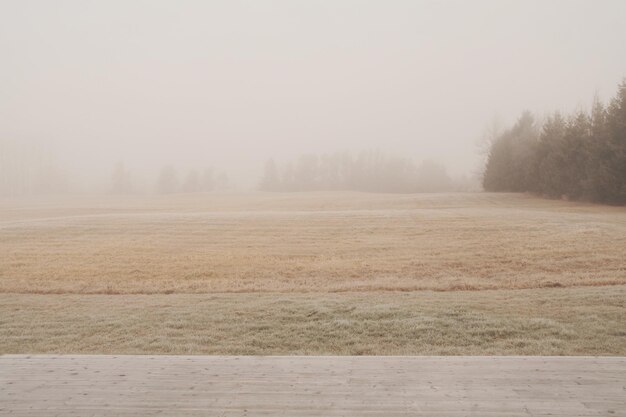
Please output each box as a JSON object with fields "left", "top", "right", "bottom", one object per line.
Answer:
{"left": 604, "top": 81, "right": 626, "bottom": 203}
{"left": 533, "top": 112, "right": 567, "bottom": 197}
{"left": 482, "top": 80, "right": 626, "bottom": 205}
{"left": 483, "top": 112, "right": 537, "bottom": 192}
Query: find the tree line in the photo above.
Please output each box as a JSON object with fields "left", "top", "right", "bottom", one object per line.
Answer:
{"left": 112, "top": 163, "right": 229, "bottom": 194}
{"left": 0, "top": 139, "right": 68, "bottom": 198}
{"left": 259, "top": 151, "right": 470, "bottom": 193}
{"left": 483, "top": 81, "right": 626, "bottom": 205}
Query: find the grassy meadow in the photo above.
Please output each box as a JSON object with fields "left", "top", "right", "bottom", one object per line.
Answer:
{"left": 1, "top": 192, "right": 625, "bottom": 354}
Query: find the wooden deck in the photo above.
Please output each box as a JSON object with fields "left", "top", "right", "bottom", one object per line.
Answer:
{"left": 1, "top": 355, "right": 625, "bottom": 416}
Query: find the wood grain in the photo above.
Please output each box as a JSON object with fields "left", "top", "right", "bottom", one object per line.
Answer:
{"left": 1, "top": 355, "right": 625, "bottom": 416}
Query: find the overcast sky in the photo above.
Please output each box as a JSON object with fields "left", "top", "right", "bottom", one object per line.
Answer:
{"left": 2, "top": 0, "right": 625, "bottom": 186}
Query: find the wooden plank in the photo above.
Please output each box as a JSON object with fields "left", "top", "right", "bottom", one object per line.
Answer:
{"left": 1, "top": 356, "right": 625, "bottom": 417}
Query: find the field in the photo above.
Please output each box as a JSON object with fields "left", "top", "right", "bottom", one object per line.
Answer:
{"left": 1, "top": 192, "right": 625, "bottom": 355}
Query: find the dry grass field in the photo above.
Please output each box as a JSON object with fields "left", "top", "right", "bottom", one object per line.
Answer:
{"left": 1, "top": 192, "right": 625, "bottom": 354}
{"left": 1, "top": 192, "right": 625, "bottom": 294}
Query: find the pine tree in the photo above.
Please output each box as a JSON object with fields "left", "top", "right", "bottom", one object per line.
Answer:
{"left": 604, "top": 80, "right": 626, "bottom": 204}
{"left": 482, "top": 80, "right": 626, "bottom": 205}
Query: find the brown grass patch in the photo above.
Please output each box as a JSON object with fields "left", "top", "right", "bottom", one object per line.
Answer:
{"left": 1, "top": 192, "right": 625, "bottom": 294}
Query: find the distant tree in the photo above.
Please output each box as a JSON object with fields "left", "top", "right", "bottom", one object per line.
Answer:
{"left": 260, "top": 158, "right": 280, "bottom": 191}
{"left": 157, "top": 165, "right": 179, "bottom": 194}
{"left": 182, "top": 169, "right": 200, "bottom": 193}
{"left": 318, "top": 153, "right": 346, "bottom": 190}
{"left": 376, "top": 154, "right": 415, "bottom": 193}
{"left": 256, "top": 150, "right": 461, "bottom": 193}
{"left": 281, "top": 162, "right": 295, "bottom": 191}
{"left": 294, "top": 154, "right": 319, "bottom": 191}
{"left": 415, "top": 160, "right": 453, "bottom": 192}
{"left": 562, "top": 111, "right": 592, "bottom": 199}
{"left": 0, "top": 139, "right": 67, "bottom": 197}
{"left": 482, "top": 80, "right": 626, "bottom": 205}
{"left": 201, "top": 167, "right": 215, "bottom": 192}
{"left": 580, "top": 97, "right": 610, "bottom": 201}
{"left": 215, "top": 172, "right": 229, "bottom": 191}
{"left": 111, "top": 161, "right": 133, "bottom": 194}
{"left": 483, "top": 111, "right": 537, "bottom": 192}
{"left": 352, "top": 150, "right": 385, "bottom": 191}
{"left": 532, "top": 112, "right": 567, "bottom": 197}
{"left": 603, "top": 80, "right": 626, "bottom": 204}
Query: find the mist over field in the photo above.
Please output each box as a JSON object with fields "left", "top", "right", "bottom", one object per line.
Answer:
{"left": 2, "top": 0, "right": 625, "bottom": 196}
{"left": 4, "top": 2, "right": 626, "bottom": 397}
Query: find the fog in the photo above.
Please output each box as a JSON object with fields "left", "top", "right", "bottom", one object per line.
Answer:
{"left": 1, "top": 0, "right": 625, "bottom": 195}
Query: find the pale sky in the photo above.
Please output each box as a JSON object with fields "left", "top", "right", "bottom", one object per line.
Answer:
{"left": 2, "top": 0, "right": 625, "bottom": 186}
